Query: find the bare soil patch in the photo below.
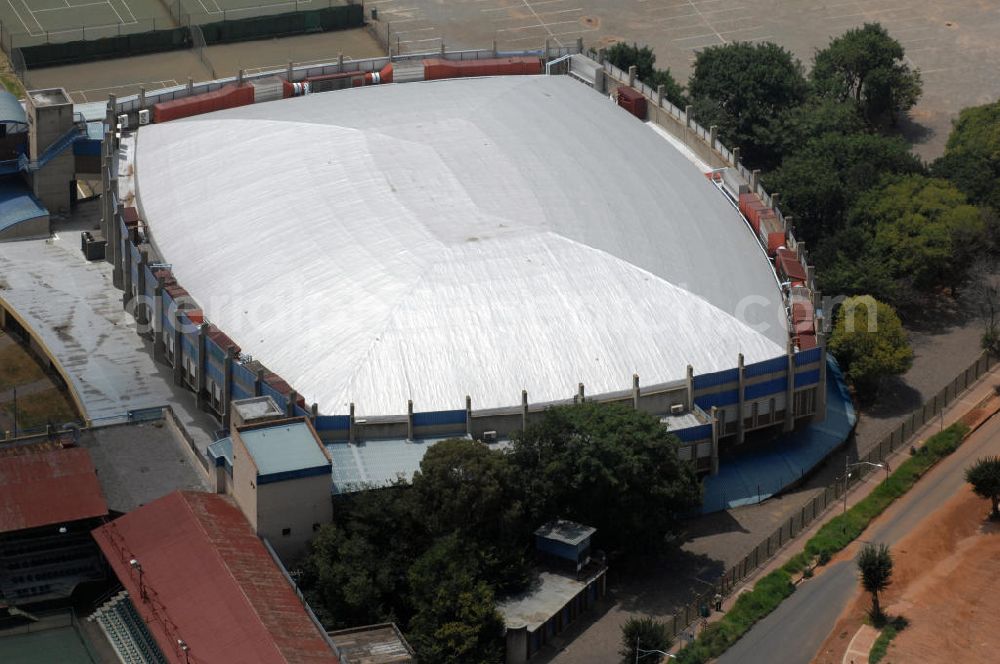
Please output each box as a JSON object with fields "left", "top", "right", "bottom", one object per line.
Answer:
{"left": 811, "top": 487, "right": 1000, "bottom": 664}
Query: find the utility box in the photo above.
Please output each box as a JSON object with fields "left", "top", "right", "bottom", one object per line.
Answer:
{"left": 25, "top": 88, "right": 75, "bottom": 214}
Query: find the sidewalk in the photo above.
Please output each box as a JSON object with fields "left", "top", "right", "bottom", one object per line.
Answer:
{"left": 679, "top": 362, "right": 1000, "bottom": 648}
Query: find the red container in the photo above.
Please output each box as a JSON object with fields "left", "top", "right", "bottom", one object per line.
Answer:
{"left": 206, "top": 324, "right": 241, "bottom": 355}
{"left": 794, "top": 319, "right": 815, "bottom": 335}
{"left": 796, "top": 332, "right": 817, "bottom": 350}
{"left": 776, "top": 248, "right": 808, "bottom": 282}
{"left": 738, "top": 193, "right": 761, "bottom": 217}
{"left": 791, "top": 300, "right": 814, "bottom": 325}
{"left": 615, "top": 85, "right": 647, "bottom": 120}
{"left": 153, "top": 84, "right": 255, "bottom": 123}
{"left": 767, "top": 231, "right": 786, "bottom": 256}
{"left": 422, "top": 56, "right": 542, "bottom": 81}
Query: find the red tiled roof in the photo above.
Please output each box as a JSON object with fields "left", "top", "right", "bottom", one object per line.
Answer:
{"left": 92, "top": 491, "right": 339, "bottom": 664}
{"left": 0, "top": 447, "right": 108, "bottom": 534}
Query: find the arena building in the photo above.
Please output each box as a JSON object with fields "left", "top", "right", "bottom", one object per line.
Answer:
{"left": 94, "top": 48, "right": 832, "bottom": 496}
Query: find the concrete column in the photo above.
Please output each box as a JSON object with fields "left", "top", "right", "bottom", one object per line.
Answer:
{"left": 311, "top": 403, "right": 318, "bottom": 420}
{"left": 505, "top": 626, "right": 528, "bottom": 664}
{"left": 196, "top": 323, "right": 208, "bottom": 410}
{"left": 709, "top": 125, "right": 718, "bottom": 151}
{"left": 627, "top": 65, "right": 636, "bottom": 87}
{"left": 521, "top": 389, "right": 528, "bottom": 432}
{"left": 594, "top": 68, "right": 606, "bottom": 94}
{"left": 783, "top": 215, "right": 792, "bottom": 233}
{"left": 576, "top": 36, "right": 583, "bottom": 53}
{"left": 337, "top": 53, "right": 343, "bottom": 71}
{"left": 287, "top": 62, "right": 293, "bottom": 81}
{"left": 237, "top": 68, "right": 244, "bottom": 86}
{"left": 491, "top": 40, "right": 497, "bottom": 56}
{"left": 684, "top": 104, "right": 693, "bottom": 128}
{"left": 102, "top": 155, "right": 113, "bottom": 266}
{"left": 172, "top": 312, "right": 184, "bottom": 385}
{"left": 153, "top": 277, "right": 165, "bottom": 362}
{"left": 135, "top": 250, "right": 148, "bottom": 329}
{"left": 349, "top": 402, "right": 356, "bottom": 442}
{"left": 287, "top": 390, "right": 297, "bottom": 417}
{"left": 465, "top": 395, "right": 472, "bottom": 435}
{"left": 121, "top": 233, "right": 133, "bottom": 309}
{"left": 255, "top": 369, "right": 264, "bottom": 397}
{"left": 656, "top": 84, "right": 664, "bottom": 107}
{"left": 732, "top": 147, "right": 740, "bottom": 167}
{"left": 577, "top": 382, "right": 585, "bottom": 401}
{"left": 597, "top": 48, "right": 606, "bottom": 65}
{"left": 806, "top": 265, "right": 816, "bottom": 291}
{"left": 222, "top": 346, "right": 236, "bottom": 429}
{"left": 407, "top": 399, "right": 414, "bottom": 440}
{"left": 815, "top": 320, "right": 828, "bottom": 423}
{"left": 187, "top": 77, "right": 193, "bottom": 94}
{"left": 710, "top": 406, "right": 720, "bottom": 475}
{"left": 112, "top": 201, "right": 124, "bottom": 289}
{"left": 784, "top": 342, "right": 796, "bottom": 432}
{"left": 138, "top": 86, "right": 146, "bottom": 110}
{"left": 750, "top": 169, "right": 761, "bottom": 194}
{"left": 108, "top": 94, "right": 117, "bottom": 150}
{"left": 632, "top": 374, "right": 640, "bottom": 409}
{"left": 686, "top": 365, "right": 694, "bottom": 410}
{"left": 736, "top": 353, "right": 746, "bottom": 445}
{"left": 770, "top": 192, "right": 780, "bottom": 210}
{"left": 544, "top": 39, "right": 550, "bottom": 60}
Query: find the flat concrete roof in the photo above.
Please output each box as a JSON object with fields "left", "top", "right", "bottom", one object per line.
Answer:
{"left": 239, "top": 420, "right": 329, "bottom": 478}
{"left": 497, "top": 571, "right": 596, "bottom": 631}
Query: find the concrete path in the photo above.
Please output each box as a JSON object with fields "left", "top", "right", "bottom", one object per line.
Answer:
{"left": 0, "top": 229, "right": 216, "bottom": 452}
{"left": 843, "top": 625, "right": 878, "bottom": 664}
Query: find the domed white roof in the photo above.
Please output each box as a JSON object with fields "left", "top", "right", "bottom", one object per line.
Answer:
{"left": 136, "top": 75, "right": 786, "bottom": 416}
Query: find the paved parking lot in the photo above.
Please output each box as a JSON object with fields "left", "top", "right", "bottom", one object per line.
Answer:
{"left": 371, "top": 0, "right": 1000, "bottom": 157}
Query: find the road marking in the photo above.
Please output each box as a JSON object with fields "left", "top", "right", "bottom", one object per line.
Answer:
{"left": 520, "top": 0, "right": 563, "bottom": 47}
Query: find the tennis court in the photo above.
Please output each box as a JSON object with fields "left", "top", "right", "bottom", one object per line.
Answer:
{"left": 0, "top": 0, "right": 349, "bottom": 47}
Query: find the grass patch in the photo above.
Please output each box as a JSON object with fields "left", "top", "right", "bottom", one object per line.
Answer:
{"left": 1, "top": 388, "right": 79, "bottom": 430}
{"left": 0, "top": 336, "right": 48, "bottom": 390}
{"left": 869, "top": 616, "right": 908, "bottom": 663}
{"left": 675, "top": 423, "right": 969, "bottom": 664}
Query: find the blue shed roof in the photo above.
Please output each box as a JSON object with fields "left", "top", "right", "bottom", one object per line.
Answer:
{"left": 0, "top": 92, "right": 26, "bottom": 124}
{"left": 238, "top": 420, "right": 330, "bottom": 481}
{"left": 0, "top": 180, "right": 46, "bottom": 233}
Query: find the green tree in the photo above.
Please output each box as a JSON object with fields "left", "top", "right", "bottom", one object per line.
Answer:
{"left": 764, "top": 132, "right": 923, "bottom": 246}
{"left": 932, "top": 100, "right": 1000, "bottom": 210}
{"left": 965, "top": 456, "right": 1000, "bottom": 519}
{"left": 407, "top": 535, "right": 505, "bottom": 664}
{"left": 510, "top": 402, "right": 701, "bottom": 554}
{"left": 411, "top": 438, "right": 531, "bottom": 592}
{"left": 775, "top": 98, "right": 866, "bottom": 155}
{"left": 850, "top": 175, "right": 985, "bottom": 294}
{"left": 828, "top": 296, "right": 913, "bottom": 401}
{"left": 605, "top": 42, "right": 687, "bottom": 107}
{"left": 300, "top": 484, "right": 424, "bottom": 628}
{"left": 688, "top": 41, "right": 808, "bottom": 170}
{"left": 857, "top": 543, "right": 893, "bottom": 621}
{"left": 620, "top": 616, "right": 673, "bottom": 663}
{"left": 812, "top": 23, "right": 922, "bottom": 127}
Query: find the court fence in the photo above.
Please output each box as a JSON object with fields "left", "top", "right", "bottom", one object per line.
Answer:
{"left": 1, "top": 2, "right": 363, "bottom": 68}
{"left": 662, "top": 349, "right": 995, "bottom": 645}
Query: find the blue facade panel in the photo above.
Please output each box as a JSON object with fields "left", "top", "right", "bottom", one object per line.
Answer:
{"left": 674, "top": 424, "right": 712, "bottom": 442}
{"left": 412, "top": 410, "right": 467, "bottom": 427}
{"left": 535, "top": 536, "right": 578, "bottom": 561}
{"left": 315, "top": 415, "right": 351, "bottom": 432}
{"left": 205, "top": 359, "right": 224, "bottom": 384}
{"left": 744, "top": 355, "right": 787, "bottom": 378}
{"left": 233, "top": 363, "right": 256, "bottom": 393}
{"left": 744, "top": 377, "right": 787, "bottom": 400}
{"left": 693, "top": 368, "right": 739, "bottom": 390}
{"left": 231, "top": 383, "right": 253, "bottom": 400}
{"left": 795, "top": 369, "right": 821, "bottom": 388}
{"left": 795, "top": 348, "right": 822, "bottom": 367}
{"left": 694, "top": 389, "right": 739, "bottom": 410}
{"left": 262, "top": 383, "right": 288, "bottom": 411}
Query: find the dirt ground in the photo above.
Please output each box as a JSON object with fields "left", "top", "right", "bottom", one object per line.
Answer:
{"left": 812, "top": 486, "right": 1000, "bottom": 664}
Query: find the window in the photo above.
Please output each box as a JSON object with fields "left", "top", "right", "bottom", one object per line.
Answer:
{"left": 282, "top": 528, "right": 291, "bottom": 537}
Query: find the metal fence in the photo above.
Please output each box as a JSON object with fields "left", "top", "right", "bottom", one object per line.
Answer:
{"left": 663, "top": 350, "right": 994, "bottom": 643}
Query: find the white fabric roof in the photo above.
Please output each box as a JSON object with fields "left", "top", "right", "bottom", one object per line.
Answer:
{"left": 135, "top": 75, "right": 785, "bottom": 416}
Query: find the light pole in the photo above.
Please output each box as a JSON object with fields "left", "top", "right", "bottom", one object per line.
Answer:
{"left": 635, "top": 637, "right": 677, "bottom": 662}
{"left": 843, "top": 457, "right": 888, "bottom": 514}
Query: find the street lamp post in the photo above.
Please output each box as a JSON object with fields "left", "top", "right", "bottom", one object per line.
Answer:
{"left": 843, "top": 456, "right": 888, "bottom": 514}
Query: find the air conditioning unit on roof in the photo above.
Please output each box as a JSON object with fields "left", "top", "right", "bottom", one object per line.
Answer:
{"left": 117, "top": 113, "right": 128, "bottom": 129}
{"left": 670, "top": 403, "right": 685, "bottom": 415}
{"left": 138, "top": 109, "right": 150, "bottom": 125}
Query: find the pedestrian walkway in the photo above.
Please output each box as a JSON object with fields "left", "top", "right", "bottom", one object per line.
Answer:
{"left": 0, "top": 231, "right": 216, "bottom": 452}
{"left": 843, "top": 624, "right": 877, "bottom": 664}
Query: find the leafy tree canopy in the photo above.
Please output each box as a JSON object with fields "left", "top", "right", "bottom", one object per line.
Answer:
{"left": 812, "top": 22, "right": 922, "bottom": 127}
{"left": 510, "top": 402, "right": 701, "bottom": 554}
{"left": 688, "top": 41, "right": 808, "bottom": 170}
{"left": 850, "top": 175, "right": 985, "bottom": 293}
{"left": 828, "top": 295, "right": 913, "bottom": 400}
{"left": 965, "top": 456, "right": 1000, "bottom": 519}
{"left": 620, "top": 616, "right": 673, "bottom": 663}
{"left": 857, "top": 543, "right": 893, "bottom": 621}
{"left": 605, "top": 42, "right": 687, "bottom": 107}
{"left": 764, "top": 132, "right": 923, "bottom": 246}
{"left": 932, "top": 99, "right": 1000, "bottom": 210}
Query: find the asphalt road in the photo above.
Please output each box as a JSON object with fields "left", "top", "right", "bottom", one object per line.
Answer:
{"left": 718, "top": 411, "right": 1000, "bottom": 664}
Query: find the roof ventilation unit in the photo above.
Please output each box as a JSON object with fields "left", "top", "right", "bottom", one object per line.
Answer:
{"left": 670, "top": 403, "right": 685, "bottom": 416}
{"left": 138, "top": 109, "right": 150, "bottom": 125}
{"left": 482, "top": 431, "right": 498, "bottom": 444}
